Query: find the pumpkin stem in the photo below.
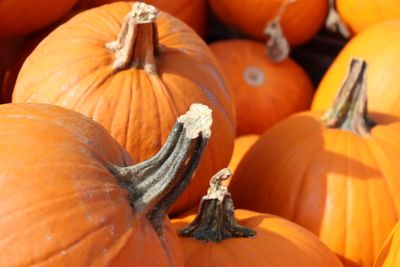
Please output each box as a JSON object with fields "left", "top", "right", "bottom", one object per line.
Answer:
{"left": 325, "top": 0, "right": 351, "bottom": 38}
{"left": 106, "top": 2, "right": 159, "bottom": 73}
{"left": 321, "top": 58, "right": 375, "bottom": 135}
{"left": 263, "top": 0, "right": 296, "bottom": 62}
{"left": 109, "top": 103, "right": 212, "bottom": 234}
{"left": 178, "top": 168, "right": 256, "bottom": 242}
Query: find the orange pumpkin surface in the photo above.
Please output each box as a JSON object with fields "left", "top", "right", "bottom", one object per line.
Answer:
{"left": 209, "top": 0, "right": 328, "bottom": 46}
{"left": 374, "top": 222, "right": 400, "bottom": 267}
{"left": 12, "top": 2, "right": 235, "bottom": 215}
{"left": 313, "top": 20, "right": 400, "bottom": 116}
{"left": 0, "top": 0, "right": 78, "bottom": 37}
{"left": 228, "top": 134, "right": 260, "bottom": 174}
{"left": 337, "top": 0, "right": 400, "bottom": 34}
{"left": 210, "top": 39, "right": 313, "bottom": 136}
{"left": 230, "top": 59, "right": 400, "bottom": 266}
{"left": 76, "top": 0, "right": 206, "bottom": 36}
{"left": 0, "top": 102, "right": 212, "bottom": 266}
{"left": 173, "top": 169, "right": 343, "bottom": 267}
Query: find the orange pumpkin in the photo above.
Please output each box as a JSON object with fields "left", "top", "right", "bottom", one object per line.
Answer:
{"left": 0, "top": 0, "right": 78, "bottom": 37}
{"left": 210, "top": 39, "right": 314, "bottom": 136}
{"left": 228, "top": 134, "right": 260, "bottom": 174}
{"left": 374, "top": 222, "right": 400, "bottom": 267}
{"left": 173, "top": 168, "right": 343, "bottom": 267}
{"left": 313, "top": 20, "right": 400, "bottom": 116}
{"left": 0, "top": 102, "right": 212, "bottom": 266}
{"left": 12, "top": 2, "right": 236, "bottom": 215}
{"left": 337, "top": 0, "right": 400, "bottom": 34}
{"left": 76, "top": 0, "right": 207, "bottom": 36}
{"left": 209, "top": 0, "right": 328, "bottom": 46}
{"left": 229, "top": 59, "right": 400, "bottom": 266}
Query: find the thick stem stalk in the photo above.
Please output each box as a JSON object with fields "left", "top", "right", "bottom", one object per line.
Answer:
{"left": 179, "top": 168, "right": 256, "bottom": 242}
{"left": 321, "top": 58, "right": 375, "bottom": 136}
{"left": 109, "top": 103, "right": 212, "bottom": 233}
{"left": 325, "top": 0, "right": 351, "bottom": 38}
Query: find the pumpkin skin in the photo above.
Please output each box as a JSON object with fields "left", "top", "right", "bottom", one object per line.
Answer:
{"left": 208, "top": 0, "right": 328, "bottom": 46}
{"left": 210, "top": 39, "right": 314, "bottom": 136}
{"left": 76, "top": 0, "right": 207, "bottom": 36}
{"left": 173, "top": 209, "right": 343, "bottom": 267}
{"left": 12, "top": 2, "right": 236, "bottom": 215}
{"left": 337, "top": 0, "right": 400, "bottom": 34}
{"left": 228, "top": 134, "right": 260, "bottom": 176}
{"left": 312, "top": 20, "right": 400, "bottom": 115}
{"left": 229, "top": 111, "right": 400, "bottom": 266}
{"left": 374, "top": 222, "right": 400, "bottom": 267}
{"left": 0, "top": 103, "right": 185, "bottom": 267}
{"left": 0, "top": 0, "right": 78, "bottom": 37}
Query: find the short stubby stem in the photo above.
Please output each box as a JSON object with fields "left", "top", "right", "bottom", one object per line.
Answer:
{"left": 106, "top": 2, "right": 159, "bottom": 73}
{"left": 263, "top": 0, "right": 297, "bottom": 62}
{"left": 179, "top": 168, "right": 256, "bottom": 242}
{"left": 108, "top": 103, "right": 212, "bottom": 234}
{"left": 321, "top": 58, "right": 376, "bottom": 136}
{"left": 325, "top": 0, "right": 351, "bottom": 38}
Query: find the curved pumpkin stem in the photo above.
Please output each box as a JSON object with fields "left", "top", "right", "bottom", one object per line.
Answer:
{"left": 106, "top": 2, "right": 159, "bottom": 73}
{"left": 179, "top": 168, "right": 256, "bottom": 242}
{"left": 109, "top": 103, "right": 212, "bottom": 233}
{"left": 321, "top": 58, "right": 375, "bottom": 136}
{"left": 325, "top": 0, "right": 351, "bottom": 38}
{"left": 263, "top": 0, "right": 296, "bottom": 62}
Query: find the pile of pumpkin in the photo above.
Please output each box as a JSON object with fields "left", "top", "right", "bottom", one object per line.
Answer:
{"left": 0, "top": 0, "right": 400, "bottom": 266}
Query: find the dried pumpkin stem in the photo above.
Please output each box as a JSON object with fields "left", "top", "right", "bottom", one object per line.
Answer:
{"left": 321, "top": 58, "right": 375, "bottom": 135}
{"left": 109, "top": 103, "right": 212, "bottom": 233}
{"left": 325, "top": 0, "right": 350, "bottom": 38}
{"left": 179, "top": 168, "right": 256, "bottom": 242}
{"left": 263, "top": 0, "right": 296, "bottom": 62}
{"left": 106, "top": 2, "right": 159, "bottom": 73}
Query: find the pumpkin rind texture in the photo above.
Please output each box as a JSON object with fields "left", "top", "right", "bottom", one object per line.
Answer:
{"left": 374, "top": 222, "right": 400, "bottom": 267}
{"left": 0, "top": 0, "right": 78, "bottom": 37}
{"left": 312, "top": 20, "right": 400, "bottom": 115}
{"left": 210, "top": 39, "right": 314, "bottom": 136}
{"left": 12, "top": 2, "right": 236, "bottom": 215}
{"left": 208, "top": 0, "right": 328, "bottom": 46}
{"left": 337, "top": 0, "right": 400, "bottom": 34}
{"left": 173, "top": 209, "right": 343, "bottom": 267}
{"left": 0, "top": 103, "right": 184, "bottom": 267}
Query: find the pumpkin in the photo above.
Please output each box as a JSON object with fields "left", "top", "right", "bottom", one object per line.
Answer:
{"left": 0, "top": 0, "right": 78, "bottom": 38}
{"left": 172, "top": 168, "right": 343, "bottom": 267}
{"left": 209, "top": 39, "right": 314, "bottom": 136}
{"left": 228, "top": 134, "right": 260, "bottom": 174}
{"left": 312, "top": 20, "right": 400, "bottom": 116}
{"left": 209, "top": 0, "right": 328, "bottom": 46}
{"left": 75, "top": 0, "right": 207, "bottom": 36}
{"left": 337, "top": 0, "right": 400, "bottom": 34}
{"left": 12, "top": 2, "right": 236, "bottom": 215}
{"left": 374, "top": 222, "right": 400, "bottom": 267}
{"left": 0, "top": 102, "right": 212, "bottom": 266}
{"left": 229, "top": 59, "right": 400, "bottom": 266}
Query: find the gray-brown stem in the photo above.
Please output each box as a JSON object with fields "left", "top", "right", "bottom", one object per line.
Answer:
{"left": 108, "top": 104, "right": 212, "bottom": 234}
{"left": 263, "top": 0, "right": 296, "bottom": 62}
{"left": 325, "top": 0, "right": 351, "bottom": 38}
{"left": 106, "top": 2, "right": 159, "bottom": 73}
{"left": 178, "top": 168, "right": 256, "bottom": 242}
{"left": 321, "top": 58, "right": 375, "bottom": 136}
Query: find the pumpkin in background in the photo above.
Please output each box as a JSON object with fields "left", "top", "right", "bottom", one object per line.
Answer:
{"left": 0, "top": 0, "right": 78, "bottom": 37}
{"left": 0, "top": 102, "right": 212, "bottom": 266}
{"left": 209, "top": 0, "right": 328, "bottom": 46}
{"left": 12, "top": 2, "right": 236, "bottom": 216}
{"left": 76, "top": 0, "right": 207, "bottom": 36}
{"left": 337, "top": 0, "right": 400, "bottom": 34}
{"left": 210, "top": 39, "right": 313, "bottom": 136}
{"left": 313, "top": 20, "right": 400, "bottom": 116}
{"left": 229, "top": 59, "right": 400, "bottom": 266}
{"left": 172, "top": 168, "right": 343, "bottom": 267}
{"left": 228, "top": 134, "right": 260, "bottom": 174}
{"left": 374, "top": 222, "right": 400, "bottom": 267}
